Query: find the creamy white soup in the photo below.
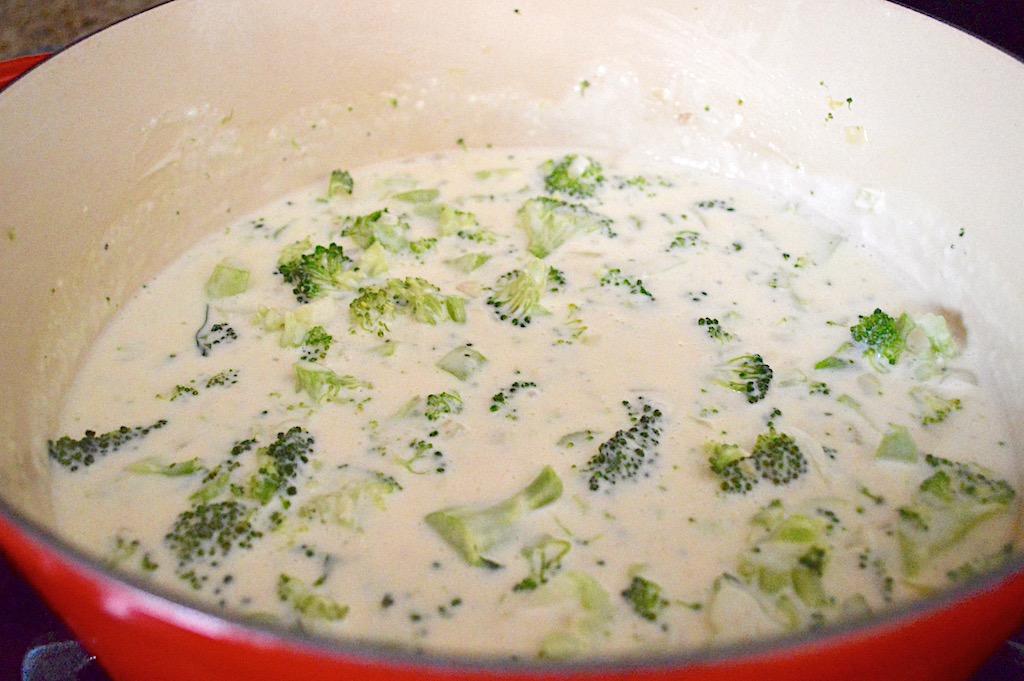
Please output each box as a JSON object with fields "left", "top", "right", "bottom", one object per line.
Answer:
{"left": 50, "top": 149, "right": 1020, "bottom": 659}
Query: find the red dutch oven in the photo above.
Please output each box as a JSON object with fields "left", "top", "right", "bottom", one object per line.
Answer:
{"left": 1, "top": 2, "right": 1023, "bottom": 680}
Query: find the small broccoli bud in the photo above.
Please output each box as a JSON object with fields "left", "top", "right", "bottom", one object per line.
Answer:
{"left": 849, "top": 308, "right": 913, "bottom": 369}
{"left": 277, "top": 242, "right": 354, "bottom": 303}
{"left": 909, "top": 386, "right": 963, "bottom": 426}
{"left": 48, "top": 420, "right": 169, "bottom": 471}
{"left": 425, "top": 466, "right": 563, "bottom": 568}
{"left": 246, "top": 426, "right": 315, "bottom": 505}
{"left": 277, "top": 573, "right": 349, "bottom": 621}
{"left": 714, "top": 354, "right": 773, "bottom": 403}
{"left": 425, "top": 391, "right": 464, "bottom": 421}
{"left": 621, "top": 575, "right": 669, "bottom": 622}
{"left": 583, "top": 398, "right": 663, "bottom": 492}
{"left": 339, "top": 209, "right": 410, "bottom": 253}
{"left": 490, "top": 381, "right": 538, "bottom": 420}
{"left": 300, "top": 326, "right": 334, "bottom": 362}
{"left": 706, "top": 441, "right": 759, "bottom": 494}
{"left": 599, "top": 268, "right": 654, "bottom": 300}
{"left": 327, "top": 169, "right": 354, "bottom": 198}
{"left": 513, "top": 535, "right": 571, "bottom": 592}
{"left": 698, "top": 317, "right": 733, "bottom": 343}
{"left": 542, "top": 154, "right": 605, "bottom": 198}
{"left": 751, "top": 429, "right": 807, "bottom": 485}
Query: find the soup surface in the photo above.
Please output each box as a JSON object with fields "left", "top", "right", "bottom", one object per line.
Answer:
{"left": 51, "top": 149, "right": 1020, "bottom": 658}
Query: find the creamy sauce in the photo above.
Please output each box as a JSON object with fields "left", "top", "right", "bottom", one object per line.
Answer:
{"left": 51, "top": 149, "right": 1020, "bottom": 658}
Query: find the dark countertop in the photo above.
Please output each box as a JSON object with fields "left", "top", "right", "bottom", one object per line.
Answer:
{"left": 1, "top": 2, "right": 1022, "bottom": 680}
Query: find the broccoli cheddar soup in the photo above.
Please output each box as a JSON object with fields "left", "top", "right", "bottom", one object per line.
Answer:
{"left": 50, "top": 149, "right": 1021, "bottom": 658}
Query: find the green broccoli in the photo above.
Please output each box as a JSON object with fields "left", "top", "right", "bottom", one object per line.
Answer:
{"left": 425, "top": 466, "right": 563, "bottom": 568}
{"left": 246, "top": 426, "right": 315, "bottom": 506}
{"left": 598, "top": 268, "right": 654, "bottom": 300}
{"left": 621, "top": 575, "right": 669, "bottom": 622}
{"left": 541, "top": 154, "right": 605, "bottom": 198}
{"left": 327, "top": 169, "right": 354, "bottom": 198}
{"left": 486, "top": 258, "right": 555, "bottom": 327}
{"left": 517, "top": 196, "right": 610, "bottom": 259}
{"left": 277, "top": 242, "right": 354, "bottom": 303}
{"left": 338, "top": 209, "right": 410, "bottom": 253}
{"left": 205, "top": 259, "right": 250, "bottom": 299}
{"left": 294, "top": 471, "right": 402, "bottom": 532}
{"left": 849, "top": 308, "right": 913, "bottom": 370}
{"left": 293, "top": 361, "right": 372, "bottom": 406}
{"left": 48, "top": 420, "right": 169, "bottom": 472}
{"left": 277, "top": 573, "right": 349, "bottom": 621}
{"left": 532, "top": 572, "right": 614, "bottom": 660}
{"left": 513, "top": 535, "right": 572, "bottom": 592}
{"left": 897, "top": 454, "right": 1016, "bottom": 577}
{"left": 425, "top": 391, "right": 464, "bottom": 421}
{"left": 300, "top": 326, "right": 334, "bottom": 362}
{"left": 437, "top": 344, "right": 488, "bottom": 381}
{"left": 713, "top": 354, "right": 773, "bottom": 403}
{"left": 165, "top": 500, "right": 263, "bottom": 589}
{"left": 490, "top": 381, "right": 538, "bottom": 419}
{"left": 697, "top": 317, "right": 734, "bottom": 343}
{"left": 909, "top": 386, "right": 963, "bottom": 426}
{"left": 582, "top": 398, "right": 663, "bottom": 492}
{"left": 751, "top": 429, "right": 807, "bottom": 485}
{"left": 706, "top": 441, "right": 759, "bottom": 494}
{"left": 194, "top": 305, "right": 238, "bottom": 357}
{"left": 350, "top": 277, "right": 466, "bottom": 336}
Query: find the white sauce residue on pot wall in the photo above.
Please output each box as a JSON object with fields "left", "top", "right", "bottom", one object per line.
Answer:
{"left": 50, "top": 149, "right": 1020, "bottom": 658}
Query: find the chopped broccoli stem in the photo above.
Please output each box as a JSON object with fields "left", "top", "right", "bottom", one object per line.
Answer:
{"left": 876, "top": 425, "right": 919, "bottom": 463}
{"left": 425, "top": 466, "right": 563, "bottom": 568}
{"left": 517, "top": 197, "right": 610, "bottom": 259}
{"left": 437, "top": 344, "right": 488, "bottom": 381}
{"left": 205, "top": 260, "right": 250, "bottom": 299}
{"left": 293, "top": 361, "right": 372, "bottom": 405}
{"left": 339, "top": 209, "right": 410, "bottom": 253}
{"left": 583, "top": 399, "right": 663, "bottom": 491}
{"left": 48, "top": 420, "right": 169, "bottom": 471}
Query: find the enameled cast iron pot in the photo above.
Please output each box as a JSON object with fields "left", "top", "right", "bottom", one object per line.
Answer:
{"left": 1, "top": 2, "right": 1023, "bottom": 679}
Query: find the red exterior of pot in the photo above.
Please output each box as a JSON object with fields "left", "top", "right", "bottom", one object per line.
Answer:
{"left": 3, "top": 509, "right": 1024, "bottom": 681}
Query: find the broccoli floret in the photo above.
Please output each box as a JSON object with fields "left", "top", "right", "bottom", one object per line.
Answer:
{"left": 48, "top": 420, "right": 169, "bottom": 472}
{"left": 706, "top": 441, "right": 759, "bottom": 494}
{"left": 897, "top": 453, "right": 1016, "bottom": 576}
{"left": 517, "top": 197, "right": 610, "bottom": 259}
{"left": 751, "top": 429, "right": 807, "bottom": 485}
{"left": 667, "top": 229, "right": 705, "bottom": 251}
{"left": 165, "top": 500, "right": 262, "bottom": 588}
{"left": 486, "top": 258, "right": 554, "bottom": 327}
{"left": 277, "top": 573, "right": 349, "bottom": 621}
{"left": 714, "top": 354, "right": 773, "bottom": 403}
{"left": 490, "top": 381, "right": 538, "bottom": 419}
{"left": 909, "top": 386, "right": 963, "bottom": 426}
{"left": 697, "top": 316, "right": 734, "bottom": 343}
{"left": 350, "top": 277, "right": 466, "bottom": 336}
{"left": 542, "top": 154, "right": 605, "bottom": 198}
{"left": 849, "top": 308, "right": 913, "bottom": 369}
{"left": 194, "top": 304, "right": 238, "bottom": 357}
{"left": 327, "top": 169, "right": 354, "bottom": 198}
{"left": 425, "top": 391, "right": 464, "bottom": 421}
{"left": 300, "top": 326, "right": 334, "bottom": 362}
{"left": 622, "top": 575, "right": 669, "bottom": 622}
{"left": 277, "top": 242, "right": 354, "bottom": 303}
{"left": 246, "top": 426, "right": 315, "bottom": 505}
{"left": 598, "top": 268, "right": 654, "bottom": 300}
{"left": 294, "top": 471, "right": 401, "bottom": 532}
{"left": 293, "top": 361, "right": 372, "bottom": 406}
{"left": 338, "top": 209, "right": 410, "bottom": 253}
{"left": 582, "top": 399, "right": 663, "bottom": 492}
{"left": 425, "top": 466, "right": 563, "bottom": 568}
